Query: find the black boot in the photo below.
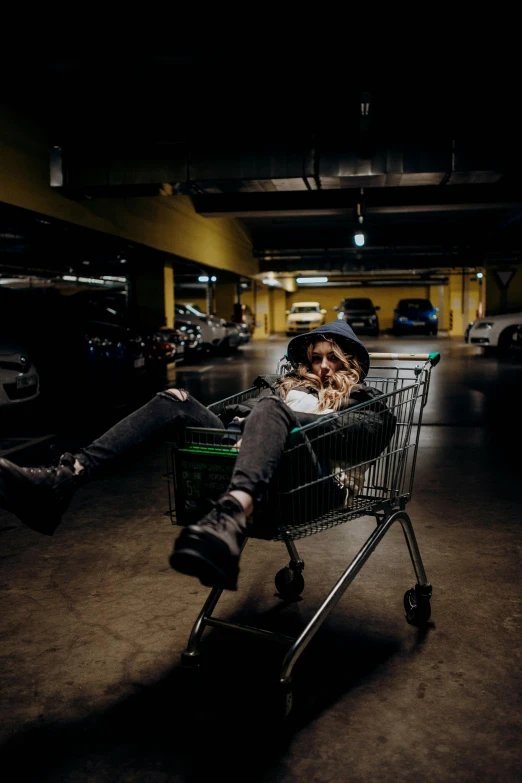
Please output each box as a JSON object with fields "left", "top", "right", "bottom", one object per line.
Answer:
{"left": 169, "top": 494, "right": 248, "bottom": 590}
{"left": 0, "top": 453, "right": 84, "bottom": 535}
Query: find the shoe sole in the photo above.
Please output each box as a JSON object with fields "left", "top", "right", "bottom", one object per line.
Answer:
{"left": 170, "top": 529, "right": 239, "bottom": 591}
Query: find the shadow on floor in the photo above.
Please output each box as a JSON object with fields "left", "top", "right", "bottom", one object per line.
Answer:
{"left": 0, "top": 608, "right": 411, "bottom": 782}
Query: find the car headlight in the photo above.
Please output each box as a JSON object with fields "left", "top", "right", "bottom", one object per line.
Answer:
{"left": 429, "top": 314, "right": 438, "bottom": 320}
{"left": 337, "top": 312, "right": 344, "bottom": 320}
{"left": 368, "top": 315, "right": 376, "bottom": 322}
{"left": 476, "top": 322, "right": 494, "bottom": 329}
{"left": 397, "top": 316, "right": 408, "bottom": 322}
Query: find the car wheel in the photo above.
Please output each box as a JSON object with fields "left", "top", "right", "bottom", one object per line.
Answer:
{"left": 498, "top": 326, "right": 519, "bottom": 357}
{"left": 431, "top": 327, "right": 438, "bottom": 336}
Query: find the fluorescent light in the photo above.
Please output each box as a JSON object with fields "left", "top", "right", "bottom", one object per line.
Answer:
{"left": 296, "top": 277, "right": 328, "bottom": 284}
{"left": 101, "top": 276, "right": 127, "bottom": 283}
{"left": 62, "top": 275, "right": 77, "bottom": 282}
{"left": 198, "top": 276, "right": 209, "bottom": 282}
{"left": 354, "top": 233, "right": 365, "bottom": 247}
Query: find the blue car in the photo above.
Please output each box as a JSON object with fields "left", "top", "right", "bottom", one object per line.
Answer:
{"left": 393, "top": 298, "right": 439, "bottom": 336}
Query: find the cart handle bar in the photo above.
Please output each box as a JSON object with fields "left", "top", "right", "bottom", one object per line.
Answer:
{"left": 369, "top": 351, "right": 440, "bottom": 366}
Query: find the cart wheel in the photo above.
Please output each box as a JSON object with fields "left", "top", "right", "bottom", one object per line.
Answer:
{"left": 278, "top": 680, "right": 294, "bottom": 722}
{"left": 181, "top": 651, "right": 201, "bottom": 669}
{"left": 404, "top": 587, "right": 431, "bottom": 626}
{"left": 275, "top": 567, "right": 305, "bottom": 600}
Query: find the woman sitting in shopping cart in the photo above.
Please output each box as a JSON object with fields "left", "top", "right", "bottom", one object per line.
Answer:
{"left": 0, "top": 322, "right": 395, "bottom": 591}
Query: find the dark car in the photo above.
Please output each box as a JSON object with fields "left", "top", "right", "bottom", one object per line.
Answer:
{"left": 393, "top": 298, "right": 439, "bottom": 336}
{"left": 148, "top": 328, "right": 186, "bottom": 365}
{"left": 334, "top": 297, "right": 380, "bottom": 336}
{"left": 173, "top": 319, "right": 203, "bottom": 356}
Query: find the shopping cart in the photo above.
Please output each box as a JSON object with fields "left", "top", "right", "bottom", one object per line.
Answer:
{"left": 165, "top": 351, "right": 440, "bottom": 717}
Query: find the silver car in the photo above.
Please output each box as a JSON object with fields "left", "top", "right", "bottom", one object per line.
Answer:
{"left": 0, "top": 341, "right": 40, "bottom": 408}
{"left": 175, "top": 303, "right": 228, "bottom": 351}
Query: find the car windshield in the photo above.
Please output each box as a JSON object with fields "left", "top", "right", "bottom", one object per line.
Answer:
{"left": 341, "top": 298, "right": 374, "bottom": 309}
{"left": 291, "top": 305, "right": 320, "bottom": 313}
{"left": 185, "top": 304, "right": 206, "bottom": 317}
{"left": 398, "top": 299, "right": 433, "bottom": 311}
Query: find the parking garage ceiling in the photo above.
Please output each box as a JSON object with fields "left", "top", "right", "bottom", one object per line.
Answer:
{"left": 4, "top": 55, "right": 522, "bottom": 275}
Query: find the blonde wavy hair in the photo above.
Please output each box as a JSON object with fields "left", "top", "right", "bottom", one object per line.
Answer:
{"left": 278, "top": 338, "right": 362, "bottom": 412}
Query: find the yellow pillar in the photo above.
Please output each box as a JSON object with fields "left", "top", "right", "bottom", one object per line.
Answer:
{"left": 164, "top": 262, "right": 174, "bottom": 328}
{"left": 214, "top": 282, "right": 236, "bottom": 322}
{"left": 270, "top": 287, "right": 287, "bottom": 333}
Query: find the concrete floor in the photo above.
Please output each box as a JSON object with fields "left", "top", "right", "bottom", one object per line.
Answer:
{"left": 1, "top": 336, "right": 521, "bottom": 782}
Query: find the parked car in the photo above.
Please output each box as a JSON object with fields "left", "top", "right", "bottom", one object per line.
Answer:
{"left": 286, "top": 302, "right": 327, "bottom": 336}
{"left": 232, "top": 303, "right": 254, "bottom": 337}
{"left": 0, "top": 340, "right": 40, "bottom": 409}
{"left": 235, "top": 322, "right": 251, "bottom": 344}
{"left": 175, "top": 303, "right": 228, "bottom": 352}
{"left": 148, "top": 328, "right": 186, "bottom": 365}
{"left": 174, "top": 319, "right": 203, "bottom": 356}
{"left": 334, "top": 297, "right": 380, "bottom": 336}
{"left": 223, "top": 321, "right": 243, "bottom": 351}
{"left": 64, "top": 288, "right": 148, "bottom": 394}
{"left": 393, "top": 298, "right": 439, "bottom": 336}
{"left": 466, "top": 311, "right": 522, "bottom": 354}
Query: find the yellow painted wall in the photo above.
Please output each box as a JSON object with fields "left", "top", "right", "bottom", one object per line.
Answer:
{"left": 447, "top": 271, "right": 484, "bottom": 335}
{"left": 485, "top": 266, "right": 521, "bottom": 314}
{"left": 240, "top": 284, "right": 272, "bottom": 339}
{"left": 0, "top": 106, "right": 258, "bottom": 277}
{"left": 280, "top": 286, "right": 435, "bottom": 331}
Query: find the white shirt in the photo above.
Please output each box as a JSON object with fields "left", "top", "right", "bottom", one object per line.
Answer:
{"left": 284, "top": 389, "right": 333, "bottom": 415}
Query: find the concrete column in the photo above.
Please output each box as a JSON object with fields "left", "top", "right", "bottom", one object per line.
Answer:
{"left": 129, "top": 257, "right": 167, "bottom": 330}
{"left": 214, "top": 282, "right": 236, "bottom": 322}
{"left": 436, "top": 284, "right": 445, "bottom": 330}
{"left": 252, "top": 282, "right": 270, "bottom": 340}
{"left": 270, "top": 287, "right": 287, "bottom": 333}
{"left": 164, "top": 261, "right": 174, "bottom": 328}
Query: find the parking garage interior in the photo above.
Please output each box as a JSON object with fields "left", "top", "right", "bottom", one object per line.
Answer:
{"left": 1, "top": 58, "right": 522, "bottom": 782}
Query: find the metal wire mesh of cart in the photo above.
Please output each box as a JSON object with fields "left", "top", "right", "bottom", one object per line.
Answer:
{"left": 165, "top": 360, "right": 434, "bottom": 541}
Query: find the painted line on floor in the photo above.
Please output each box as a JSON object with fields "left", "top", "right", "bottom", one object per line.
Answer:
{"left": 177, "top": 365, "right": 214, "bottom": 373}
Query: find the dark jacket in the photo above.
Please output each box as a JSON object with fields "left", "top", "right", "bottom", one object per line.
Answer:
{"left": 222, "top": 373, "right": 396, "bottom": 465}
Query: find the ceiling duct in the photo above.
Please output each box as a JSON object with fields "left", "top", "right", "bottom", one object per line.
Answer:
{"left": 51, "top": 140, "right": 505, "bottom": 196}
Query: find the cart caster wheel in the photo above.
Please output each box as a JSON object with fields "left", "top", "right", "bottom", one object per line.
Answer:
{"left": 404, "top": 587, "right": 431, "bottom": 626}
{"left": 181, "top": 651, "right": 201, "bottom": 668}
{"left": 275, "top": 567, "right": 305, "bottom": 600}
{"left": 278, "top": 680, "right": 294, "bottom": 722}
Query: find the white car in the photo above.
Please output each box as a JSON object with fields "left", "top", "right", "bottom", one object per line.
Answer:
{"left": 466, "top": 311, "right": 522, "bottom": 353}
{"left": 0, "top": 341, "right": 40, "bottom": 408}
{"left": 286, "top": 302, "right": 327, "bottom": 336}
{"left": 175, "top": 303, "right": 228, "bottom": 351}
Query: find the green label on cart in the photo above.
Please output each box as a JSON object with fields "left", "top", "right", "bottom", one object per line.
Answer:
{"left": 174, "top": 451, "right": 237, "bottom": 525}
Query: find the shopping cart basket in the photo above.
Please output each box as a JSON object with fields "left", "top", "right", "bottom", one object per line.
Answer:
{"left": 165, "top": 351, "right": 440, "bottom": 717}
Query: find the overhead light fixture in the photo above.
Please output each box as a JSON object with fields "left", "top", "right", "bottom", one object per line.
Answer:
{"left": 354, "top": 233, "right": 365, "bottom": 247}
{"left": 296, "top": 277, "right": 328, "bottom": 284}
